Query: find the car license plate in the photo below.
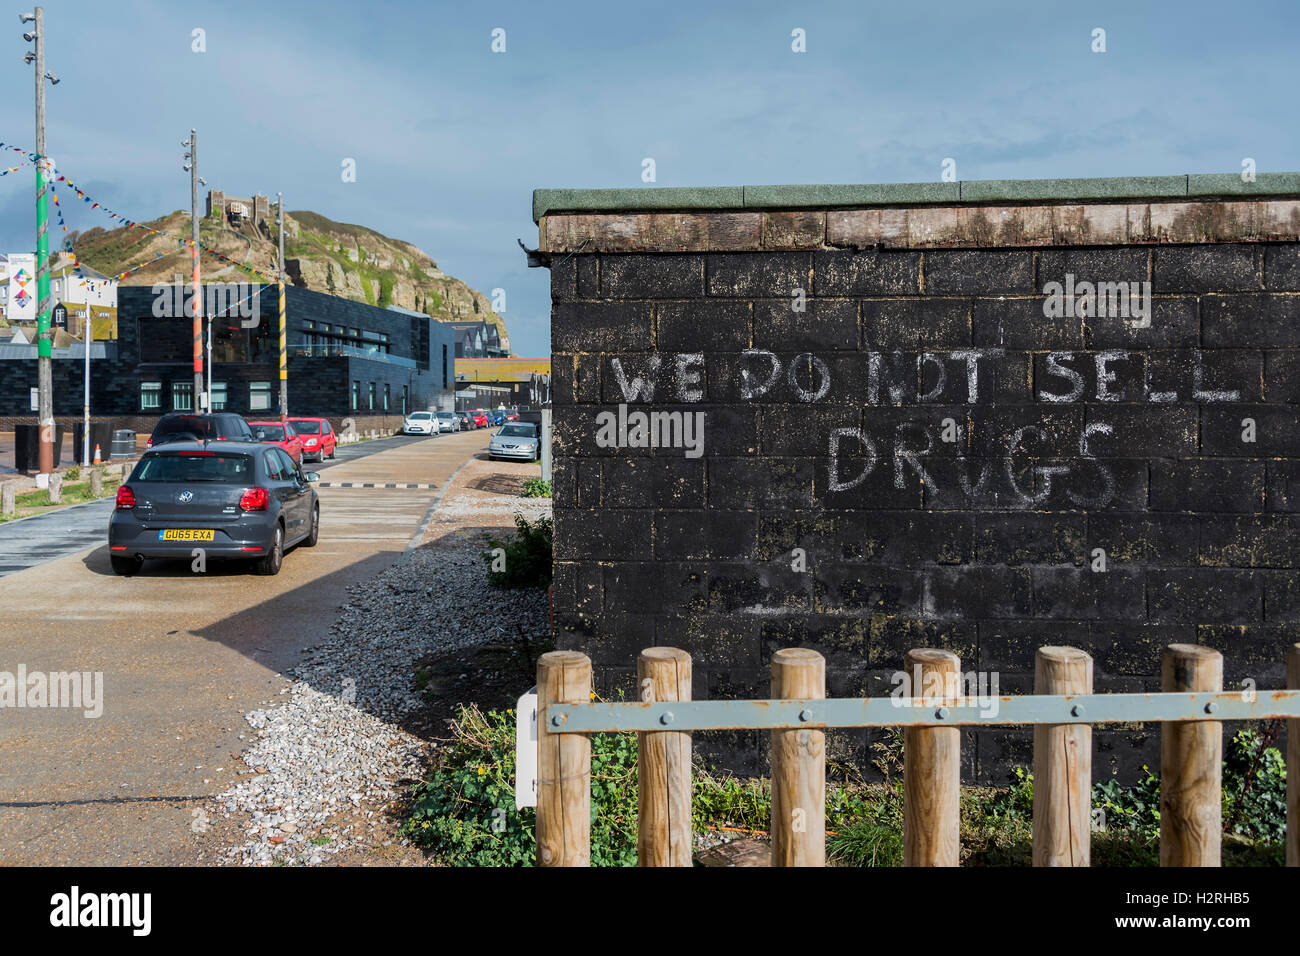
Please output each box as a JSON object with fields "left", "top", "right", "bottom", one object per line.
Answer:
{"left": 158, "top": 529, "right": 214, "bottom": 541}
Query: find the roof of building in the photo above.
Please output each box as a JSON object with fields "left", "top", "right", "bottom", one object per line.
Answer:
{"left": 532, "top": 172, "right": 1300, "bottom": 221}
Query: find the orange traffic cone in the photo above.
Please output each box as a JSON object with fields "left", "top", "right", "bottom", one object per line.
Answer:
{"left": 93, "top": 444, "right": 102, "bottom": 465}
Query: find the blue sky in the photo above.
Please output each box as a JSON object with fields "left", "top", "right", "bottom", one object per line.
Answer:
{"left": 1, "top": 0, "right": 1297, "bottom": 356}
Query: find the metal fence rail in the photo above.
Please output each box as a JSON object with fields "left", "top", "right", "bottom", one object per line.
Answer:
{"left": 547, "top": 689, "right": 1300, "bottom": 733}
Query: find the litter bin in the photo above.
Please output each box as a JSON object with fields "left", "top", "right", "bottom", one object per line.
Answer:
{"left": 72, "top": 421, "right": 116, "bottom": 466}
{"left": 13, "top": 423, "right": 64, "bottom": 473}
{"left": 110, "top": 429, "right": 136, "bottom": 459}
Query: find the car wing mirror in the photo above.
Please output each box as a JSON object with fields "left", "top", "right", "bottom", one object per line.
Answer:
{"left": 304, "top": 472, "right": 320, "bottom": 483}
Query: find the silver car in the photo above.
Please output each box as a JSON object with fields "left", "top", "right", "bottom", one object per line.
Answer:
{"left": 435, "top": 410, "right": 461, "bottom": 433}
{"left": 487, "top": 423, "right": 540, "bottom": 461}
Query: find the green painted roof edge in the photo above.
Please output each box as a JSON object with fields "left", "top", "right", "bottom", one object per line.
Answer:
{"left": 532, "top": 172, "right": 1300, "bottom": 222}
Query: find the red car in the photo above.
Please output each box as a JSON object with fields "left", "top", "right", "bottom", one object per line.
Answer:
{"left": 470, "top": 409, "right": 489, "bottom": 428}
{"left": 287, "top": 417, "right": 337, "bottom": 462}
{"left": 248, "top": 420, "right": 305, "bottom": 463}
{"left": 505, "top": 409, "right": 520, "bottom": 422}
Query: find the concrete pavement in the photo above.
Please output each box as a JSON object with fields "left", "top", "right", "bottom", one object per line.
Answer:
{"left": 0, "top": 429, "right": 489, "bottom": 865}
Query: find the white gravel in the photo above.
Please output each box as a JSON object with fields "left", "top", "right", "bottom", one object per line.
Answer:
{"left": 206, "top": 496, "right": 550, "bottom": 866}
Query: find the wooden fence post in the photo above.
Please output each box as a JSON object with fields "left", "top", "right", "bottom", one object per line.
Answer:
{"left": 903, "top": 648, "right": 961, "bottom": 866}
{"left": 536, "top": 650, "right": 591, "bottom": 867}
{"left": 1160, "top": 644, "right": 1222, "bottom": 867}
{"left": 637, "top": 647, "right": 692, "bottom": 867}
{"left": 90, "top": 467, "right": 103, "bottom": 497}
{"left": 1, "top": 483, "right": 14, "bottom": 516}
{"left": 1289, "top": 644, "right": 1299, "bottom": 868}
{"left": 770, "top": 648, "right": 825, "bottom": 867}
{"left": 1032, "top": 646, "right": 1093, "bottom": 866}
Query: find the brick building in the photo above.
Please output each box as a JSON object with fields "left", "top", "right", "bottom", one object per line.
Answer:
{"left": 538, "top": 173, "right": 1300, "bottom": 781}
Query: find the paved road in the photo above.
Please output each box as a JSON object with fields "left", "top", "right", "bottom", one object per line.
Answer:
{"left": 0, "top": 429, "right": 488, "bottom": 865}
{"left": 0, "top": 433, "right": 453, "bottom": 578}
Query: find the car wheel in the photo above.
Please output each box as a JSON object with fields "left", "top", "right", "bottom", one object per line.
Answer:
{"left": 110, "top": 554, "right": 142, "bottom": 576}
{"left": 253, "top": 524, "right": 284, "bottom": 576}
{"left": 327, "top": 446, "right": 335, "bottom": 459}
{"left": 302, "top": 505, "right": 320, "bottom": 547}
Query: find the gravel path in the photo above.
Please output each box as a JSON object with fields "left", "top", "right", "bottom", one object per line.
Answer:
{"left": 205, "top": 456, "right": 551, "bottom": 865}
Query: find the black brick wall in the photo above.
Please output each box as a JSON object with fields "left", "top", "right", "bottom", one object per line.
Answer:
{"left": 550, "top": 242, "right": 1300, "bottom": 782}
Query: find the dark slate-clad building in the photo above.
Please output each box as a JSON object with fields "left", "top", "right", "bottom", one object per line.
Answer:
{"left": 0, "top": 285, "right": 456, "bottom": 431}
{"left": 537, "top": 173, "right": 1300, "bottom": 781}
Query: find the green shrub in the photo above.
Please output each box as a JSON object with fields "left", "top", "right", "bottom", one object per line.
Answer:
{"left": 401, "top": 703, "right": 637, "bottom": 866}
{"left": 521, "top": 478, "right": 551, "bottom": 499}
{"left": 482, "top": 515, "right": 552, "bottom": 589}
{"left": 64, "top": 465, "right": 82, "bottom": 482}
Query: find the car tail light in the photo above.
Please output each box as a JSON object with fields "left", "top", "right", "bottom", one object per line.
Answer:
{"left": 115, "top": 485, "right": 136, "bottom": 509}
{"left": 239, "top": 487, "right": 269, "bottom": 511}
{"left": 146, "top": 437, "right": 153, "bottom": 448}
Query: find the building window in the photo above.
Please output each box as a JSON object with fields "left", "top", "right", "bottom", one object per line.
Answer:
{"left": 442, "top": 344, "right": 448, "bottom": 388}
{"left": 141, "top": 381, "right": 162, "bottom": 411}
{"left": 250, "top": 381, "right": 272, "bottom": 411}
{"left": 402, "top": 385, "right": 408, "bottom": 415}
{"left": 210, "top": 382, "right": 228, "bottom": 411}
{"left": 383, "top": 383, "right": 390, "bottom": 410}
{"left": 351, "top": 380, "right": 360, "bottom": 410}
{"left": 172, "top": 381, "right": 194, "bottom": 411}
{"left": 368, "top": 382, "right": 376, "bottom": 410}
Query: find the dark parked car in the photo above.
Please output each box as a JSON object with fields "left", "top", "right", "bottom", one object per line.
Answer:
{"left": 109, "top": 441, "right": 319, "bottom": 576}
{"left": 457, "top": 411, "right": 473, "bottom": 430}
{"left": 147, "top": 412, "right": 254, "bottom": 448}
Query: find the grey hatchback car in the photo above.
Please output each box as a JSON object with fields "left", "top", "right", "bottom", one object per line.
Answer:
{"left": 109, "top": 441, "right": 319, "bottom": 576}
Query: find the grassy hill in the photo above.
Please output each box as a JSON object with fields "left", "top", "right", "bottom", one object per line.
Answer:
{"left": 68, "top": 207, "right": 508, "bottom": 349}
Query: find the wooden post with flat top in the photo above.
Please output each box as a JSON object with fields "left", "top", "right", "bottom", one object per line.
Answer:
{"left": 536, "top": 651, "right": 591, "bottom": 867}
{"left": 770, "top": 648, "right": 825, "bottom": 867}
{"left": 1160, "top": 644, "right": 1222, "bottom": 867}
{"left": 1032, "top": 646, "right": 1093, "bottom": 866}
{"left": 903, "top": 648, "right": 961, "bottom": 866}
{"left": 636, "top": 647, "right": 693, "bottom": 866}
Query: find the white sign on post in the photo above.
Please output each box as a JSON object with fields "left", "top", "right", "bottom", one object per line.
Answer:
{"left": 29, "top": 387, "right": 38, "bottom": 412}
{"left": 515, "top": 687, "right": 538, "bottom": 810}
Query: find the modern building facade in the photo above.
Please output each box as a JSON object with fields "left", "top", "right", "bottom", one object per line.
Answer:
{"left": 0, "top": 284, "right": 456, "bottom": 432}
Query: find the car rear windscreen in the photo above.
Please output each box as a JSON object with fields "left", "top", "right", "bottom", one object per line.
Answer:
{"left": 291, "top": 420, "right": 321, "bottom": 434}
{"left": 252, "top": 425, "right": 286, "bottom": 440}
{"left": 154, "top": 416, "right": 212, "bottom": 438}
{"left": 133, "top": 453, "right": 254, "bottom": 482}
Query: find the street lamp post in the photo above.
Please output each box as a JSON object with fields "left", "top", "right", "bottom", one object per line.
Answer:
{"left": 22, "top": 7, "right": 60, "bottom": 478}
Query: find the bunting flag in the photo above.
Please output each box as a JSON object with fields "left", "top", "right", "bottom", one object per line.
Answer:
{"left": 48, "top": 161, "right": 279, "bottom": 283}
{"left": 5, "top": 143, "right": 280, "bottom": 288}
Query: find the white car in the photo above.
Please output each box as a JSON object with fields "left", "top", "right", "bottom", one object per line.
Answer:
{"left": 435, "top": 411, "right": 461, "bottom": 433}
{"left": 402, "top": 411, "right": 438, "bottom": 435}
{"left": 488, "top": 423, "right": 540, "bottom": 461}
